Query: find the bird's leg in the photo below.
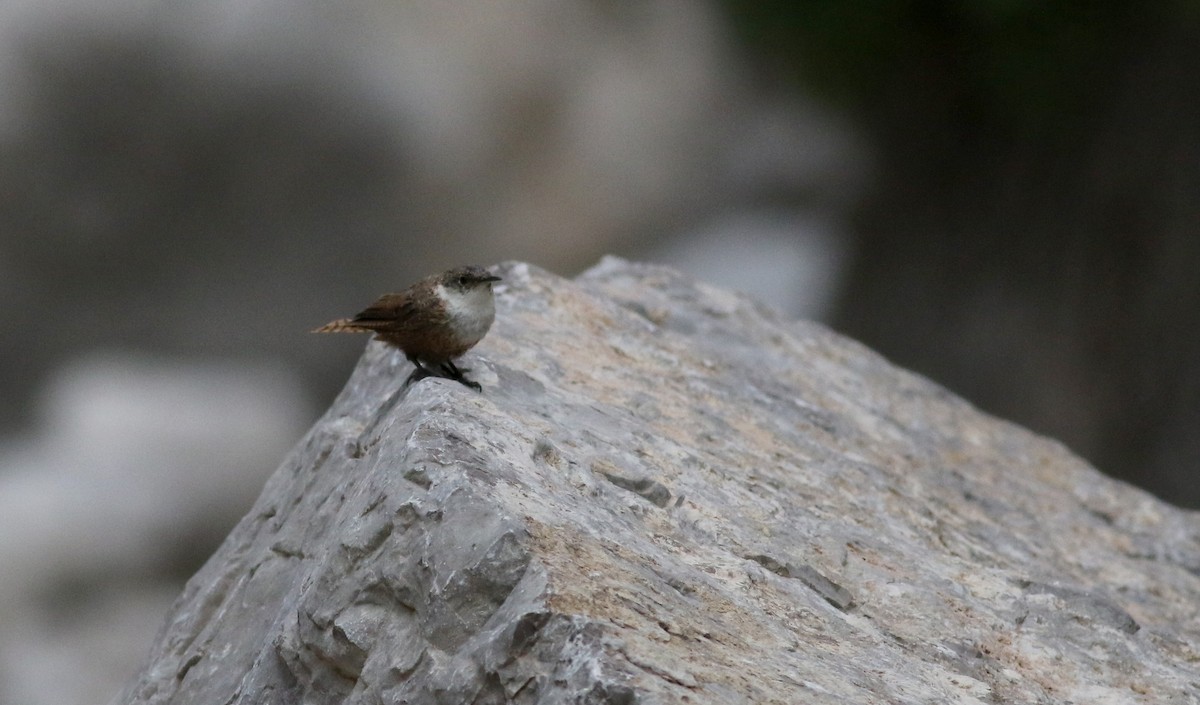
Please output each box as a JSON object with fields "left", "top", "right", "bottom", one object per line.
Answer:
{"left": 403, "top": 366, "right": 432, "bottom": 387}
{"left": 438, "top": 360, "right": 481, "bottom": 392}
{"left": 440, "top": 360, "right": 468, "bottom": 376}
{"left": 405, "top": 357, "right": 481, "bottom": 392}
{"left": 403, "top": 356, "right": 435, "bottom": 388}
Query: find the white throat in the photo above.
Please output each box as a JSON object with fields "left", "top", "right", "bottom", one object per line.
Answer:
{"left": 436, "top": 283, "right": 496, "bottom": 343}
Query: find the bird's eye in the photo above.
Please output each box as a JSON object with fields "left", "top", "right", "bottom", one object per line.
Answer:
{"left": 458, "top": 277, "right": 469, "bottom": 286}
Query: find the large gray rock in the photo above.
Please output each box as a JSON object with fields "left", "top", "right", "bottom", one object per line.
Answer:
{"left": 118, "top": 259, "right": 1200, "bottom": 704}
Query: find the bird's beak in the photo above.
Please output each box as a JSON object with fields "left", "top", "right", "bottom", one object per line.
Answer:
{"left": 482, "top": 274, "right": 502, "bottom": 283}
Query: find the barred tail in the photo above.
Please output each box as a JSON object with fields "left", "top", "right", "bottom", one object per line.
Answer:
{"left": 312, "top": 318, "right": 370, "bottom": 334}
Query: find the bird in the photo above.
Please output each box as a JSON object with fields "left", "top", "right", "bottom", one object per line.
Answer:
{"left": 313, "top": 265, "right": 501, "bottom": 391}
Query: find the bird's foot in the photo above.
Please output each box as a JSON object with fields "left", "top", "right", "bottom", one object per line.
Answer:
{"left": 403, "top": 365, "right": 434, "bottom": 388}
{"left": 438, "top": 361, "right": 481, "bottom": 392}
{"left": 403, "top": 360, "right": 483, "bottom": 392}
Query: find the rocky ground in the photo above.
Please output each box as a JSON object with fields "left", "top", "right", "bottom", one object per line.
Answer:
{"left": 118, "top": 260, "right": 1200, "bottom": 704}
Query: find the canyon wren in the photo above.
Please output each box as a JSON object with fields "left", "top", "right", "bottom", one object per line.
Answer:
{"left": 313, "top": 265, "right": 502, "bottom": 391}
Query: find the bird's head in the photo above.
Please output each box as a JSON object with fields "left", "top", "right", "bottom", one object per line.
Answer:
{"left": 441, "top": 265, "right": 502, "bottom": 293}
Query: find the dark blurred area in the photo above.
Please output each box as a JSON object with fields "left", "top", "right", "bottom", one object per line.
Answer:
{"left": 0, "top": 28, "right": 413, "bottom": 426}
{"left": 0, "top": 2, "right": 1196, "bottom": 703}
{"left": 728, "top": 0, "right": 1200, "bottom": 506}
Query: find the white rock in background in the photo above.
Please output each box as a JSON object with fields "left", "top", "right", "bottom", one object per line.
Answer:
{"left": 653, "top": 210, "right": 847, "bottom": 319}
{"left": 0, "top": 353, "right": 313, "bottom": 705}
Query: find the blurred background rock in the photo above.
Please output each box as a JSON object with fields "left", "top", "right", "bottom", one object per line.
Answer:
{"left": 0, "top": 1, "right": 1195, "bottom": 703}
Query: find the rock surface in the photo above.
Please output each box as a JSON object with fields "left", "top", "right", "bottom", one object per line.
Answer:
{"left": 118, "top": 259, "right": 1200, "bottom": 704}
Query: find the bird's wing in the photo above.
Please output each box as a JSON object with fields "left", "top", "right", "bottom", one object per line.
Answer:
{"left": 349, "top": 293, "right": 420, "bottom": 331}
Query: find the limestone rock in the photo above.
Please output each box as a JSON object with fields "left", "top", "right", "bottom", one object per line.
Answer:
{"left": 117, "top": 259, "right": 1200, "bottom": 704}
